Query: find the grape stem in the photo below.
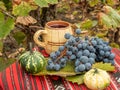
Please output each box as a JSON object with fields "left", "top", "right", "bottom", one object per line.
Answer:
{"left": 55, "top": 49, "right": 67, "bottom": 63}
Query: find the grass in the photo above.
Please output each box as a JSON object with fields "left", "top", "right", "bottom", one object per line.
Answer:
{"left": 0, "top": 57, "right": 16, "bottom": 72}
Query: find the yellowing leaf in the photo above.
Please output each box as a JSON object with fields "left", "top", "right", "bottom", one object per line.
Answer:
{"left": 65, "top": 74, "right": 84, "bottom": 85}
{"left": 92, "top": 62, "right": 115, "bottom": 71}
{"left": 12, "top": 2, "right": 33, "bottom": 16}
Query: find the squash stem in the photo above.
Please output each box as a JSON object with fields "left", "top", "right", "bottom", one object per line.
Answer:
{"left": 94, "top": 68, "right": 98, "bottom": 73}
{"left": 29, "top": 42, "right": 33, "bottom": 54}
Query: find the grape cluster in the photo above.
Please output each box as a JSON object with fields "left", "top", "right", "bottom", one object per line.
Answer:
{"left": 46, "top": 29, "right": 115, "bottom": 73}
{"left": 90, "top": 37, "right": 115, "bottom": 65}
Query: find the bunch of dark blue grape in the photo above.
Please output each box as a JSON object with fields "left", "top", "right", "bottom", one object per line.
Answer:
{"left": 46, "top": 45, "right": 68, "bottom": 71}
{"left": 90, "top": 37, "right": 115, "bottom": 65}
{"left": 46, "top": 28, "right": 115, "bottom": 73}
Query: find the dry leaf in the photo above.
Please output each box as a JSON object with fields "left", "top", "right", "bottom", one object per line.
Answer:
{"left": 16, "top": 15, "right": 37, "bottom": 25}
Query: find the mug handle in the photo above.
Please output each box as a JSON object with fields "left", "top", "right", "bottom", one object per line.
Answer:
{"left": 33, "top": 30, "right": 47, "bottom": 48}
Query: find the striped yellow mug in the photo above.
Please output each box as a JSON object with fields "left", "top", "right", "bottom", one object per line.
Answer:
{"left": 33, "top": 20, "right": 74, "bottom": 54}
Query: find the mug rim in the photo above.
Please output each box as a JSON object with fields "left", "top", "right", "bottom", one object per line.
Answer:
{"left": 46, "top": 20, "right": 70, "bottom": 30}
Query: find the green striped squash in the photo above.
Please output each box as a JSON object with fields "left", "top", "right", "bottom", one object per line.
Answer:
{"left": 19, "top": 51, "right": 45, "bottom": 74}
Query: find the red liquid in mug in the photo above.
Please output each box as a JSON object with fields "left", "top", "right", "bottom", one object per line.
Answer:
{"left": 50, "top": 24, "right": 67, "bottom": 28}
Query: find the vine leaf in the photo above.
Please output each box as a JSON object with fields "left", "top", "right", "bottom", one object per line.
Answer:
{"left": 0, "top": 12, "right": 14, "bottom": 39}
{"left": 92, "top": 62, "right": 115, "bottom": 71}
{"left": 0, "top": 1, "right": 6, "bottom": 10}
{"left": 13, "top": 31, "right": 26, "bottom": 45}
{"left": 106, "top": 0, "right": 116, "bottom": 6}
{"left": 12, "top": 2, "right": 33, "bottom": 16}
{"left": 88, "top": 0, "right": 99, "bottom": 7}
{"left": 65, "top": 74, "right": 84, "bottom": 85}
{"left": 34, "top": 0, "right": 58, "bottom": 7}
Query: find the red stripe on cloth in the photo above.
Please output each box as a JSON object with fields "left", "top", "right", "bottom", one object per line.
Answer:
{"left": 11, "top": 62, "right": 21, "bottom": 90}
{"left": 16, "top": 62, "right": 25, "bottom": 90}
{"left": 35, "top": 76, "right": 43, "bottom": 90}
{"left": 29, "top": 75, "right": 38, "bottom": 90}
{"left": 5, "top": 66, "right": 14, "bottom": 90}
{"left": 40, "top": 76, "right": 49, "bottom": 90}
{"left": 0, "top": 72, "right": 4, "bottom": 90}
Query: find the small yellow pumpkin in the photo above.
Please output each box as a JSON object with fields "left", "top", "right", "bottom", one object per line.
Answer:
{"left": 84, "top": 68, "right": 110, "bottom": 90}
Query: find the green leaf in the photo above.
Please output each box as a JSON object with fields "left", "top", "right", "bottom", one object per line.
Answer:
{"left": 73, "top": 0, "right": 80, "bottom": 3}
{"left": 106, "top": 0, "right": 115, "bottom": 6}
{"left": 0, "top": 57, "right": 15, "bottom": 72}
{"left": 33, "top": 59, "right": 83, "bottom": 77}
{"left": 34, "top": 0, "right": 49, "bottom": 7}
{"left": 92, "top": 62, "right": 115, "bottom": 71}
{"left": 88, "top": 0, "right": 99, "bottom": 7}
{"left": 13, "top": 31, "right": 26, "bottom": 45}
{"left": 0, "top": 12, "right": 14, "bottom": 39}
{"left": 12, "top": 2, "right": 33, "bottom": 16}
{"left": 80, "top": 19, "right": 93, "bottom": 29}
{"left": 0, "top": 1, "right": 6, "bottom": 10}
{"left": 65, "top": 74, "right": 84, "bottom": 85}
{"left": 0, "top": 40, "right": 3, "bottom": 52}
{"left": 47, "top": 0, "right": 58, "bottom": 4}
{"left": 34, "top": 0, "right": 58, "bottom": 7}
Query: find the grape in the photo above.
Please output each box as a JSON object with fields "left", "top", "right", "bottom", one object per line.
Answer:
{"left": 60, "top": 62, "right": 66, "bottom": 68}
{"left": 47, "top": 59, "right": 53, "bottom": 64}
{"left": 76, "top": 51, "right": 82, "bottom": 58}
{"left": 89, "top": 53, "right": 96, "bottom": 58}
{"left": 103, "top": 58, "right": 109, "bottom": 63}
{"left": 72, "top": 47, "right": 78, "bottom": 53}
{"left": 55, "top": 51, "right": 61, "bottom": 56}
{"left": 80, "top": 56, "right": 89, "bottom": 63}
{"left": 98, "top": 45, "right": 103, "bottom": 50}
{"left": 105, "top": 51, "right": 110, "bottom": 57}
{"left": 85, "top": 63, "right": 92, "bottom": 70}
{"left": 104, "top": 46, "right": 110, "bottom": 51}
{"left": 89, "top": 58, "right": 95, "bottom": 64}
{"left": 91, "top": 40, "right": 97, "bottom": 46}
{"left": 50, "top": 52, "right": 57, "bottom": 59}
{"left": 83, "top": 50, "right": 90, "bottom": 56}
{"left": 75, "top": 37, "right": 80, "bottom": 42}
{"left": 64, "top": 33, "right": 71, "bottom": 39}
{"left": 75, "top": 29, "right": 81, "bottom": 35}
{"left": 69, "top": 54, "right": 76, "bottom": 60}
{"left": 54, "top": 64, "right": 61, "bottom": 71}
{"left": 82, "top": 43, "right": 88, "bottom": 49}
{"left": 47, "top": 62, "right": 55, "bottom": 70}
{"left": 78, "top": 64, "right": 85, "bottom": 72}
{"left": 109, "top": 53, "right": 115, "bottom": 59}
{"left": 59, "top": 46, "right": 65, "bottom": 52}
{"left": 99, "top": 50, "right": 105, "bottom": 56}
{"left": 66, "top": 50, "right": 72, "bottom": 56}
{"left": 77, "top": 44, "right": 82, "bottom": 49}
{"left": 60, "top": 58, "right": 66, "bottom": 63}
{"left": 75, "top": 66, "right": 79, "bottom": 72}
{"left": 75, "top": 59, "right": 80, "bottom": 66}
{"left": 109, "top": 60, "right": 115, "bottom": 65}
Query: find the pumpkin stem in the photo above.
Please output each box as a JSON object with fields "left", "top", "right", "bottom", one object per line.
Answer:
{"left": 93, "top": 68, "right": 98, "bottom": 75}
{"left": 29, "top": 42, "right": 33, "bottom": 54}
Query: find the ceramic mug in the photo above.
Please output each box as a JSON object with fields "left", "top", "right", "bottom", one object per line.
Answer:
{"left": 33, "top": 20, "right": 74, "bottom": 54}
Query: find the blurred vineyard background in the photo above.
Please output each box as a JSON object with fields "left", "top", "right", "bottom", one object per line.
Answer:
{"left": 0, "top": 0, "right": 120, "bottom": 71}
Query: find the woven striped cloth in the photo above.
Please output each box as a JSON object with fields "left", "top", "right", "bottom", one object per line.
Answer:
{"left": 0, "top": 48, "right": 120, "bottom": 90}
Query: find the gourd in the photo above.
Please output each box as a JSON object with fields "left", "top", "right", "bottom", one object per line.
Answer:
{"left": 84, "top": 68, "right": 110, "bottom": 90}
{"left": 19, "top": 43, "right": 45, "bottom": 74}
